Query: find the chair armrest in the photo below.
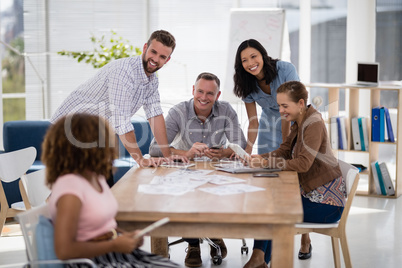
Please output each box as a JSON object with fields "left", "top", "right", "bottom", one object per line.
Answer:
{"left": 23, "top": 258, "right": 96, "bottom": 268}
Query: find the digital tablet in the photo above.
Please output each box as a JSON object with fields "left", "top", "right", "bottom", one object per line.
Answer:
{"left": 216, "top": 167, "right": 281, "bottom": 174}
{"left": 134, "top": 217, "right": 170, "bottom": 238}
{"left": 228, "top": 143, "right": 249, "bottom": 160}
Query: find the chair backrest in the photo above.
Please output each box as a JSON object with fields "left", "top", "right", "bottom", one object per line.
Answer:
{"left": 338, "top": 160, "right": 359, "bottom": 196}
{"left": 0, "top": 147, "right": 37, "bottom": 210}
{"left": 0, "top": 147, "right": 37, "bottom": 183}
{"left": 338, "top": 160, "right": 360, "bottom": 227}
{"left": 16, "top": 203, "right": 50, "bottom": 261}
{"left": 16, "top": 204, "right": 97, "bottom": 268}
{"left": 118, "top": 118, "right": 154, "bottom": 158}
{"left": 3, "top": 120, "right": 51, "bottom": 161}
{"left": 19, "top": 169, "right": 51, "bottom": 209}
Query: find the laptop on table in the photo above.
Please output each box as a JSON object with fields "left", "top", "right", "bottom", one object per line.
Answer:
{"left": 215, "top": 167, "right": 281, "bottom": 174}
{"left": 345, "top": 62, "right": 379, "bottom": 87}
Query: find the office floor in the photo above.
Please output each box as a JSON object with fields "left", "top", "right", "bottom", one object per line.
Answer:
{"left": 1, "top": 195, "right": 402, "bottom": 268}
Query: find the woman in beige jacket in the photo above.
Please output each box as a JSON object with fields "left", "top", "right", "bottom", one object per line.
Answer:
{"left": 244, "top": 81, "right": 346, "bottom": 268}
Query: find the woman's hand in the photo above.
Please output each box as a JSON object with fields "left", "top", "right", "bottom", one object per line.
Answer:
{"left": 248, "top": 155, "right": 268, "bottom": 168}
{"left": 112, "top": 231, "right": 144, "bottom": 254}
{"left": 245, "top": 145, "right": 253, "bottom": 155}
{"left": 241, "top": 154, "right": 262, "bottom": 167}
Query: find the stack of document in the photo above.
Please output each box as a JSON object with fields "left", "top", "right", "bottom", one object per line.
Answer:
{"left": 137, "top": 169, "right": 265, "bottom": 196}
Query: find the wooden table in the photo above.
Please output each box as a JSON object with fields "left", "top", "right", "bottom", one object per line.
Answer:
{"left": 111, "top": 162, "right": 303, "bottom": 267}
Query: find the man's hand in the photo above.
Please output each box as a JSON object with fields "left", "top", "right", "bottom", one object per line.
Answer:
{"left": 186, "top": 142, "right": 209, "bottom": 159}
{"left": 166, "top": 154, "right": 189, "bottom": 163}
{"left": 204, "top": 147, "right": 229, "bottom": 160}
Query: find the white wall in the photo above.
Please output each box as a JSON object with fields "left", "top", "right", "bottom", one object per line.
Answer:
{"left": 299, "top": 0, "right": 311, "bottom": 83}
{"left": 24, "top": 0, "right": 147, "bottom": 119}
{"left": 343, "top": 0, "right": 376, "bottom": 166}
{"left": 346, "top": 0, "right": 376, "bottom": 117}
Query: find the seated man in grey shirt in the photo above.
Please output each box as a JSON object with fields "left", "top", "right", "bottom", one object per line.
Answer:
{"left": 149, "top": 72, "right": 246, "bottom": 267}
{"left": 149, "top": 72, "right": 246, "bottom": 160}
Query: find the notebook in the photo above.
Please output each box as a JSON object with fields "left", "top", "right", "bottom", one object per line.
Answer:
{"left": 345, "top": 62, "right": 379, "bottom": 87}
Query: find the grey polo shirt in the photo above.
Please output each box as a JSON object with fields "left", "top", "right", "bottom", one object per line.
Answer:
{"left": 149, "top": 99, "right": 246, "bottom": 156}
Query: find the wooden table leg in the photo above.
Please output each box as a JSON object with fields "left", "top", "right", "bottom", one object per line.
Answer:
{"left": 150, "top": 237, "right": 169, "bottom": 258}
{"left": 271, "top": 224, "right": 294, "bottom": 268}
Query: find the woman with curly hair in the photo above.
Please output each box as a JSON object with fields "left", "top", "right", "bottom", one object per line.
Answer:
{"left": 233, "top": 39, "right": 299, "bottom": 155}
{"left": 42, "top": 113, "right": 179, "bottom": 267}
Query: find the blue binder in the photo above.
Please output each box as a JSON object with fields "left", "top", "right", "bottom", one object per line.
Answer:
{"left": 383, "top": 107, "right": 395, "bottom": 142}
{"left": 337, "top": 117, "right": 343, "bottom": 149}
{"left": 371, "top": 107, "right": 381, "bottom": 142}
{"left": 380, "top": 107, "right": 385, "bottom": 142}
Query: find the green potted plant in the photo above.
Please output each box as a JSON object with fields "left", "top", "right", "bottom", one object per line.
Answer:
{"left": 58, "top": 30, "right": 141, "bottom": 68}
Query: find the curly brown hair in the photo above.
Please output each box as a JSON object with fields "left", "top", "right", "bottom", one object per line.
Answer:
{"left": 42, "top": 113, "right": 117, "bottom": 187}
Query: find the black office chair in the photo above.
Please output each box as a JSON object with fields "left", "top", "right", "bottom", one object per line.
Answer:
{"left": 168, "top": 237, "right": 248, "bottom": 265}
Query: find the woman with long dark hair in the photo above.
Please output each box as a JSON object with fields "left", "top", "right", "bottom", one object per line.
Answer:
{"left": 233, "top": 39, "right": 299, "bottom": 154}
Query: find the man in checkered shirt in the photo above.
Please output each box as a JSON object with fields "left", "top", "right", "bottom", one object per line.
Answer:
{"left": 51, "top": 30, "right": 186, "bottom": 167}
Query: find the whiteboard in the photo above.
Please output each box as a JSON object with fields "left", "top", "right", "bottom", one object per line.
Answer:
{"left": 223, "top": 8, "right": 287, "bottom": 103}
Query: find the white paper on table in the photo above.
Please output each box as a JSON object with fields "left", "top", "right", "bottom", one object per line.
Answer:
{"left": 206, "top": 175, "right": 246, "bottom": 185}
{"left": 137, "top": 184, "right": 195, "bottom": 195}
{"left": 150, "top": 176, "right": 208, "bottom": 189}
{"left": 199, "top": 183, "right": 265, "bottom": 196}
{"left": 193, "top": 156, "right": 212, "bottom": 162}
{"left": 167, "top": 169, "right": 213, "bottom": 178}
{"left": 160, "top": 162, "right": 196, "bottom": 168}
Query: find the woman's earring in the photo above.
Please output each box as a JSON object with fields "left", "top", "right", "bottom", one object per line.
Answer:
{"left": 300, "top": 109, "right": 303, "bottom": 115}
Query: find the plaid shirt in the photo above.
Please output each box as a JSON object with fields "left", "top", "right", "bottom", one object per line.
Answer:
{"left": 50, "top": 56, "right": 162, "bottom": 135}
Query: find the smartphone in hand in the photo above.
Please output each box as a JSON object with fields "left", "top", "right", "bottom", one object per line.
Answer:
{"left": 210, "top": 145, "right": 222, "bottom": 150}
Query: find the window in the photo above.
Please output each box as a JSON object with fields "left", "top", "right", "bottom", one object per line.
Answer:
{"left": 377, "top": 1, "right": 402, "bottom": 109}
{"left": 23, "top": 0, "right": 298, "bottom": 121}
{"left": 1, "top": 0, "right": 25, "bottom": 122}
{"left": 19, "top": 0, "right": 402, "bottom": 121}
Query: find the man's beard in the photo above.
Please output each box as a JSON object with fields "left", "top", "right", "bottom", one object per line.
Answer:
{"left": 142, "top": 55, "right": 160, "bottom": 74}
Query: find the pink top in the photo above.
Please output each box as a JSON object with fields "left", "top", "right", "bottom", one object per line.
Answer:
{"left": 49, "top": 174, "right": 118, "bottom": 241}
